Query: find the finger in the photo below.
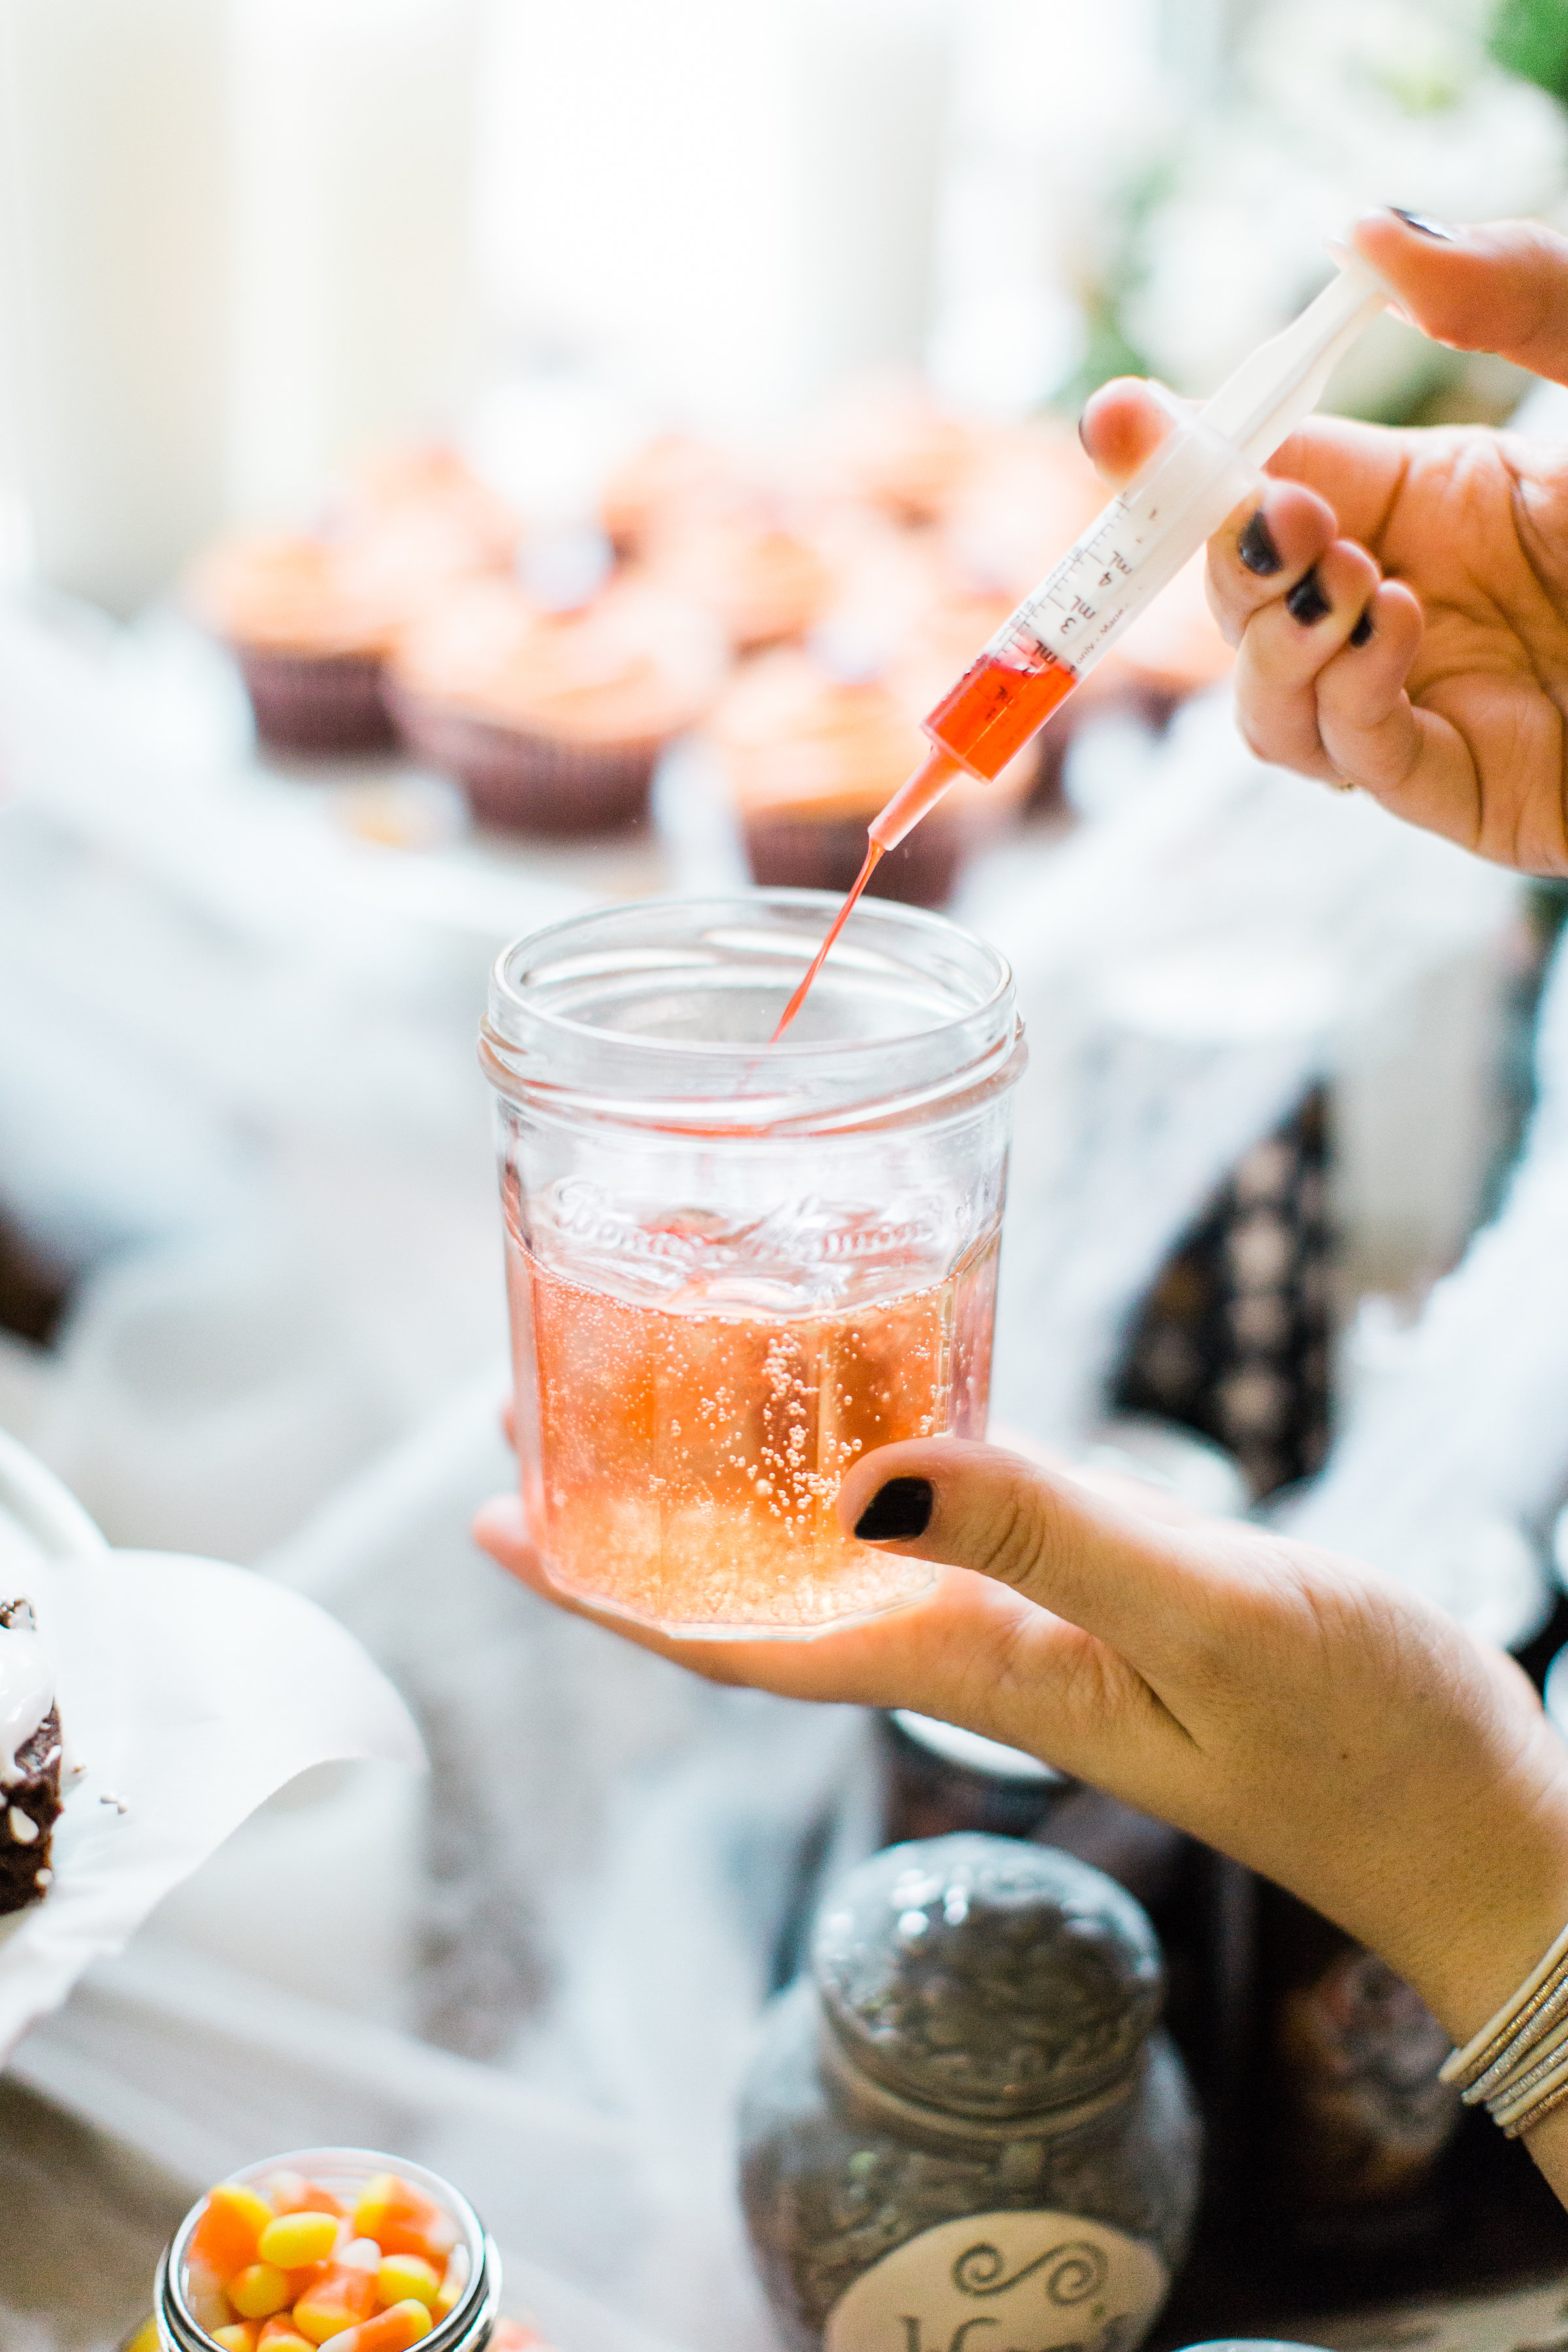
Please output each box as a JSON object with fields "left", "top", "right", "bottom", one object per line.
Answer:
{"left": 836, "top": 1437, "right": 1241, "bottom": 1679}
{"left": 470, "top": 1490, "right": 1147, "bottom": 1749}
{"left": 1311, "top": 579, "right": 1431, "bottom": 800}
{"left": 1353, "top": 208, "right": 1568, "bottom": 387}
{"left": 1077, "top": 378, "right": 1181, "bottom": 489}
{"left": 1205, "top": 478, "right": 1341, "bottom": 647}
{"left": 1231, "top": 538, "right": 1384, "bottom": 779}
{"left": 501, "top": 1397, "right": 515, "bottom": 1449}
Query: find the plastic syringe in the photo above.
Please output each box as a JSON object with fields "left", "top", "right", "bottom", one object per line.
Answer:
{"left": 771, "top": 246, "right": 1391, "bottom": 1040}
{"left": 877, "top": 247, "right": 1391, "bottom": 850}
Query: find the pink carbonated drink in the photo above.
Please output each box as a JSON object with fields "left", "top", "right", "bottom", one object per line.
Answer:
{"left": 482, "top": 893, "right": 1024, "bottom": 1639}
{"left": 506, "top": 1181, "right": 1000, "bottom": 1633}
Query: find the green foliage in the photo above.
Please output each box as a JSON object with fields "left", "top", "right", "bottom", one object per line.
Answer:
{"left": 1491, "top": 0, "right": 1568, "bottom": 100}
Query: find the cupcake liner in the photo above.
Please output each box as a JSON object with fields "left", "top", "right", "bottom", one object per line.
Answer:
{"left": 742, "top": 809, "right": 964, "bottom": 909}
{"left": 390, "top": 688, "right": 661, "bottom": 836}
{"left": 235, "top": 645, "right": 398, "bottom": 757}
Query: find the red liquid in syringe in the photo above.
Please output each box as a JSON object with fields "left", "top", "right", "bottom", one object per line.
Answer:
{"left": 771, "top": 637, "right": 1078, "bottom": 1041}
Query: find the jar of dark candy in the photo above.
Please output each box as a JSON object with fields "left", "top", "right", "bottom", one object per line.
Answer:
{"left": 740, "top": 1834, "right": 1201, "bottom": 2352}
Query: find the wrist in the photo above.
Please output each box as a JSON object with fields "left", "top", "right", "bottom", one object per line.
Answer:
{"left": 1364, "top": 1736, "right": 1568, "bottom": 2048}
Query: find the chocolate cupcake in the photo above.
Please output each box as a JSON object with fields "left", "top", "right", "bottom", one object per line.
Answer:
{"left": 388, "top": 577, "right": 723, "bottom": 834}
{"left": 1, "top": 1598, "right": 61, "bottom": 1916}
{"left": 707, "top": 645, "right": 1020, "bottom": 909}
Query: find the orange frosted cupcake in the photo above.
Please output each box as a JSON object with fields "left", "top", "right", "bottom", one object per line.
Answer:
{"left": 387, "top": 577, "right": 723, "bottom": 833}
{"left": 330, "top": 440, "right": 521, "bottom": 570}
{"left": 939, "top": 420, "right": 1106, "bottom": 594}
{"left": 599, "top": 434, "right": 743, "bottom": 557}
{"left": 190, "top": 506, "right": 514, "bottom": 757}
{"left": 189, "top": 531, "right": 408, "bottom": 754}
{"left": 808, "top": 378, "right": 982, "bottom": 524}
{"left": 646, "top": 507, "right": 833, "bottom": 653}
{"left": 706, "top": 645, "right": 1019, "bottom": 908}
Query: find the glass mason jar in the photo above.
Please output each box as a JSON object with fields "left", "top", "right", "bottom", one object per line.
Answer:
{"left": 481, "top": 890, "right": 1026, "bottom": 1637}
{"left": 154, "top": 2146, "right": 501, "bottom": 2350}
{"left": 739, "top": 1836, "right": 1200, "bottom": 2352}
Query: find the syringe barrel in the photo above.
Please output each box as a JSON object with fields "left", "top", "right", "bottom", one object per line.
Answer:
{"left": 924, "top": 413, "right": 1258, "bottom": 785}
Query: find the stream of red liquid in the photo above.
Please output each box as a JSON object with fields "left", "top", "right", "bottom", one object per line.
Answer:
{"left": 770, "top": 839, "right": 885, "bottom": 1041}
{"left": 770, "top": 642, "right": 1081, "bottom": 1043}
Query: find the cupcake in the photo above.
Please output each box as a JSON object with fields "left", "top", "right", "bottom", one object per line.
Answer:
{"left": 706, "top": 645, "right": 1024, "bottom": 909}
{"left": 0, "top": 1597, "right": 61, "bottom": 1918}
{"left": 189, "top": 532, "right": 407, "bottom": 755}
{"left": 387, "top": 577, "right": 723, "bottom": 834}
{"left": 329, "top": 440, "right": 521, "bottom": 571}
{"left": 939, "top": 419, "right": 1105, "bottom": 597}
{"left": 599, "top": 434, "right": 744, "bottom": 558}
{"left": 646, "top": 506, "right": 834, "bottom": 653}
{"left": 189, "top": 508, "right": 510, "bottom": 758}
{"left": 808, "top": 378, "right": 983, "bottom": 524}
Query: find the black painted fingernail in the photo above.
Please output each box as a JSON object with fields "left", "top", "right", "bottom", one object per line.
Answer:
{"left": 1238, "top": 509, "right": 1282, "bottom": 576}
{"left": 854, "top": 1477, "right": 934, "bottom": 1542}
{"left": 1349, "top": 606, "right": 1374, "bottom": 647}
{"left": 1390, "top": 206, "right": 1457, "bottom": 242}
{"left": 1286, "top": 567, "right": 1331, "bottom": 626}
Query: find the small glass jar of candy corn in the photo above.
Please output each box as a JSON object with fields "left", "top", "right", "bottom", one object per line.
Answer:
{"left": 146, "top": 2147, "right": 514, "bottom": 2352}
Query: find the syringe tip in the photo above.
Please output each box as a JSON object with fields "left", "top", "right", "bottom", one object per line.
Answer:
{"left": 868, "top": 749, "right": 961, "bottom": 853}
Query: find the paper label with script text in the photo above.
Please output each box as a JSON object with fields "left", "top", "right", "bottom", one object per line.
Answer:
{"left": 823, "top": 2208, "right": 1168, "bottom": 2352}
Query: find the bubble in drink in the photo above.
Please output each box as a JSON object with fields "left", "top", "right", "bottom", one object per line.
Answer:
{"left": 505, "top": 1186, "right": 999, "bottom": 1635}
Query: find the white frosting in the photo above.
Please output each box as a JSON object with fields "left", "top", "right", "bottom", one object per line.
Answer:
{"left": 0, "top": 1607, "right": 54, "bottom": 1790}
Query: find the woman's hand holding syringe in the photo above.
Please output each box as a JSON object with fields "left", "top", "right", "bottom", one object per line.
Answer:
{"left": 1083, "top": 207, "right": 1568, "bottom": 874}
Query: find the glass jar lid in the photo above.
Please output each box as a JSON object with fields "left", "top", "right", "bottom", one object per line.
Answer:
{"left": 812, "top": 1835, "right": 1164, "bottom": 2120}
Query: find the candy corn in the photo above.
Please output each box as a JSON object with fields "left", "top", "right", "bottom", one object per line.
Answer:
{"left": 433, "top": 2247, "right": 468, "bottom": 2320}
{"left": 259, "top": 2213, "right": 341, "bottom": 2270}
{"left": 186, "top": 2259, "right": 237, "bottom": 2333}
{"left": 265, "top": 2172, "right": 346, "bottom": 2219}
{"left": 212, "top": 2328, "right": 261, "bottom": 2352}
{"left": 293, "top": 2261, "right": 378, "bottom": 2344}
{"left": 352, "top": 2176, "right": 457, "bottom": 2266}
{"left": 257, "top": 2323, "right": 316, "bottom": 2352}
{"left": 314, "top": 2302, "right": 431, "bottom": 2352}
{"left": 376, "top": 2255, "right": 440, "bottom": 2310}
{"left": 229, "top": 2265, "right": 294, "bottom": 2321}
{"left": 188, "top": 2183, "right": 276, "bottom": 2279}
{"left": 120, "top": 2325, "right": 161, "bottom": 2352}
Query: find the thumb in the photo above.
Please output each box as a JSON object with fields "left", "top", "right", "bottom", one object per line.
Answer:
{"left": 1352, "top": 206, "right": 1568, "bottom": 385}
{"left": 836, "top": 1436, "right": 1225, "bottom": 1682}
